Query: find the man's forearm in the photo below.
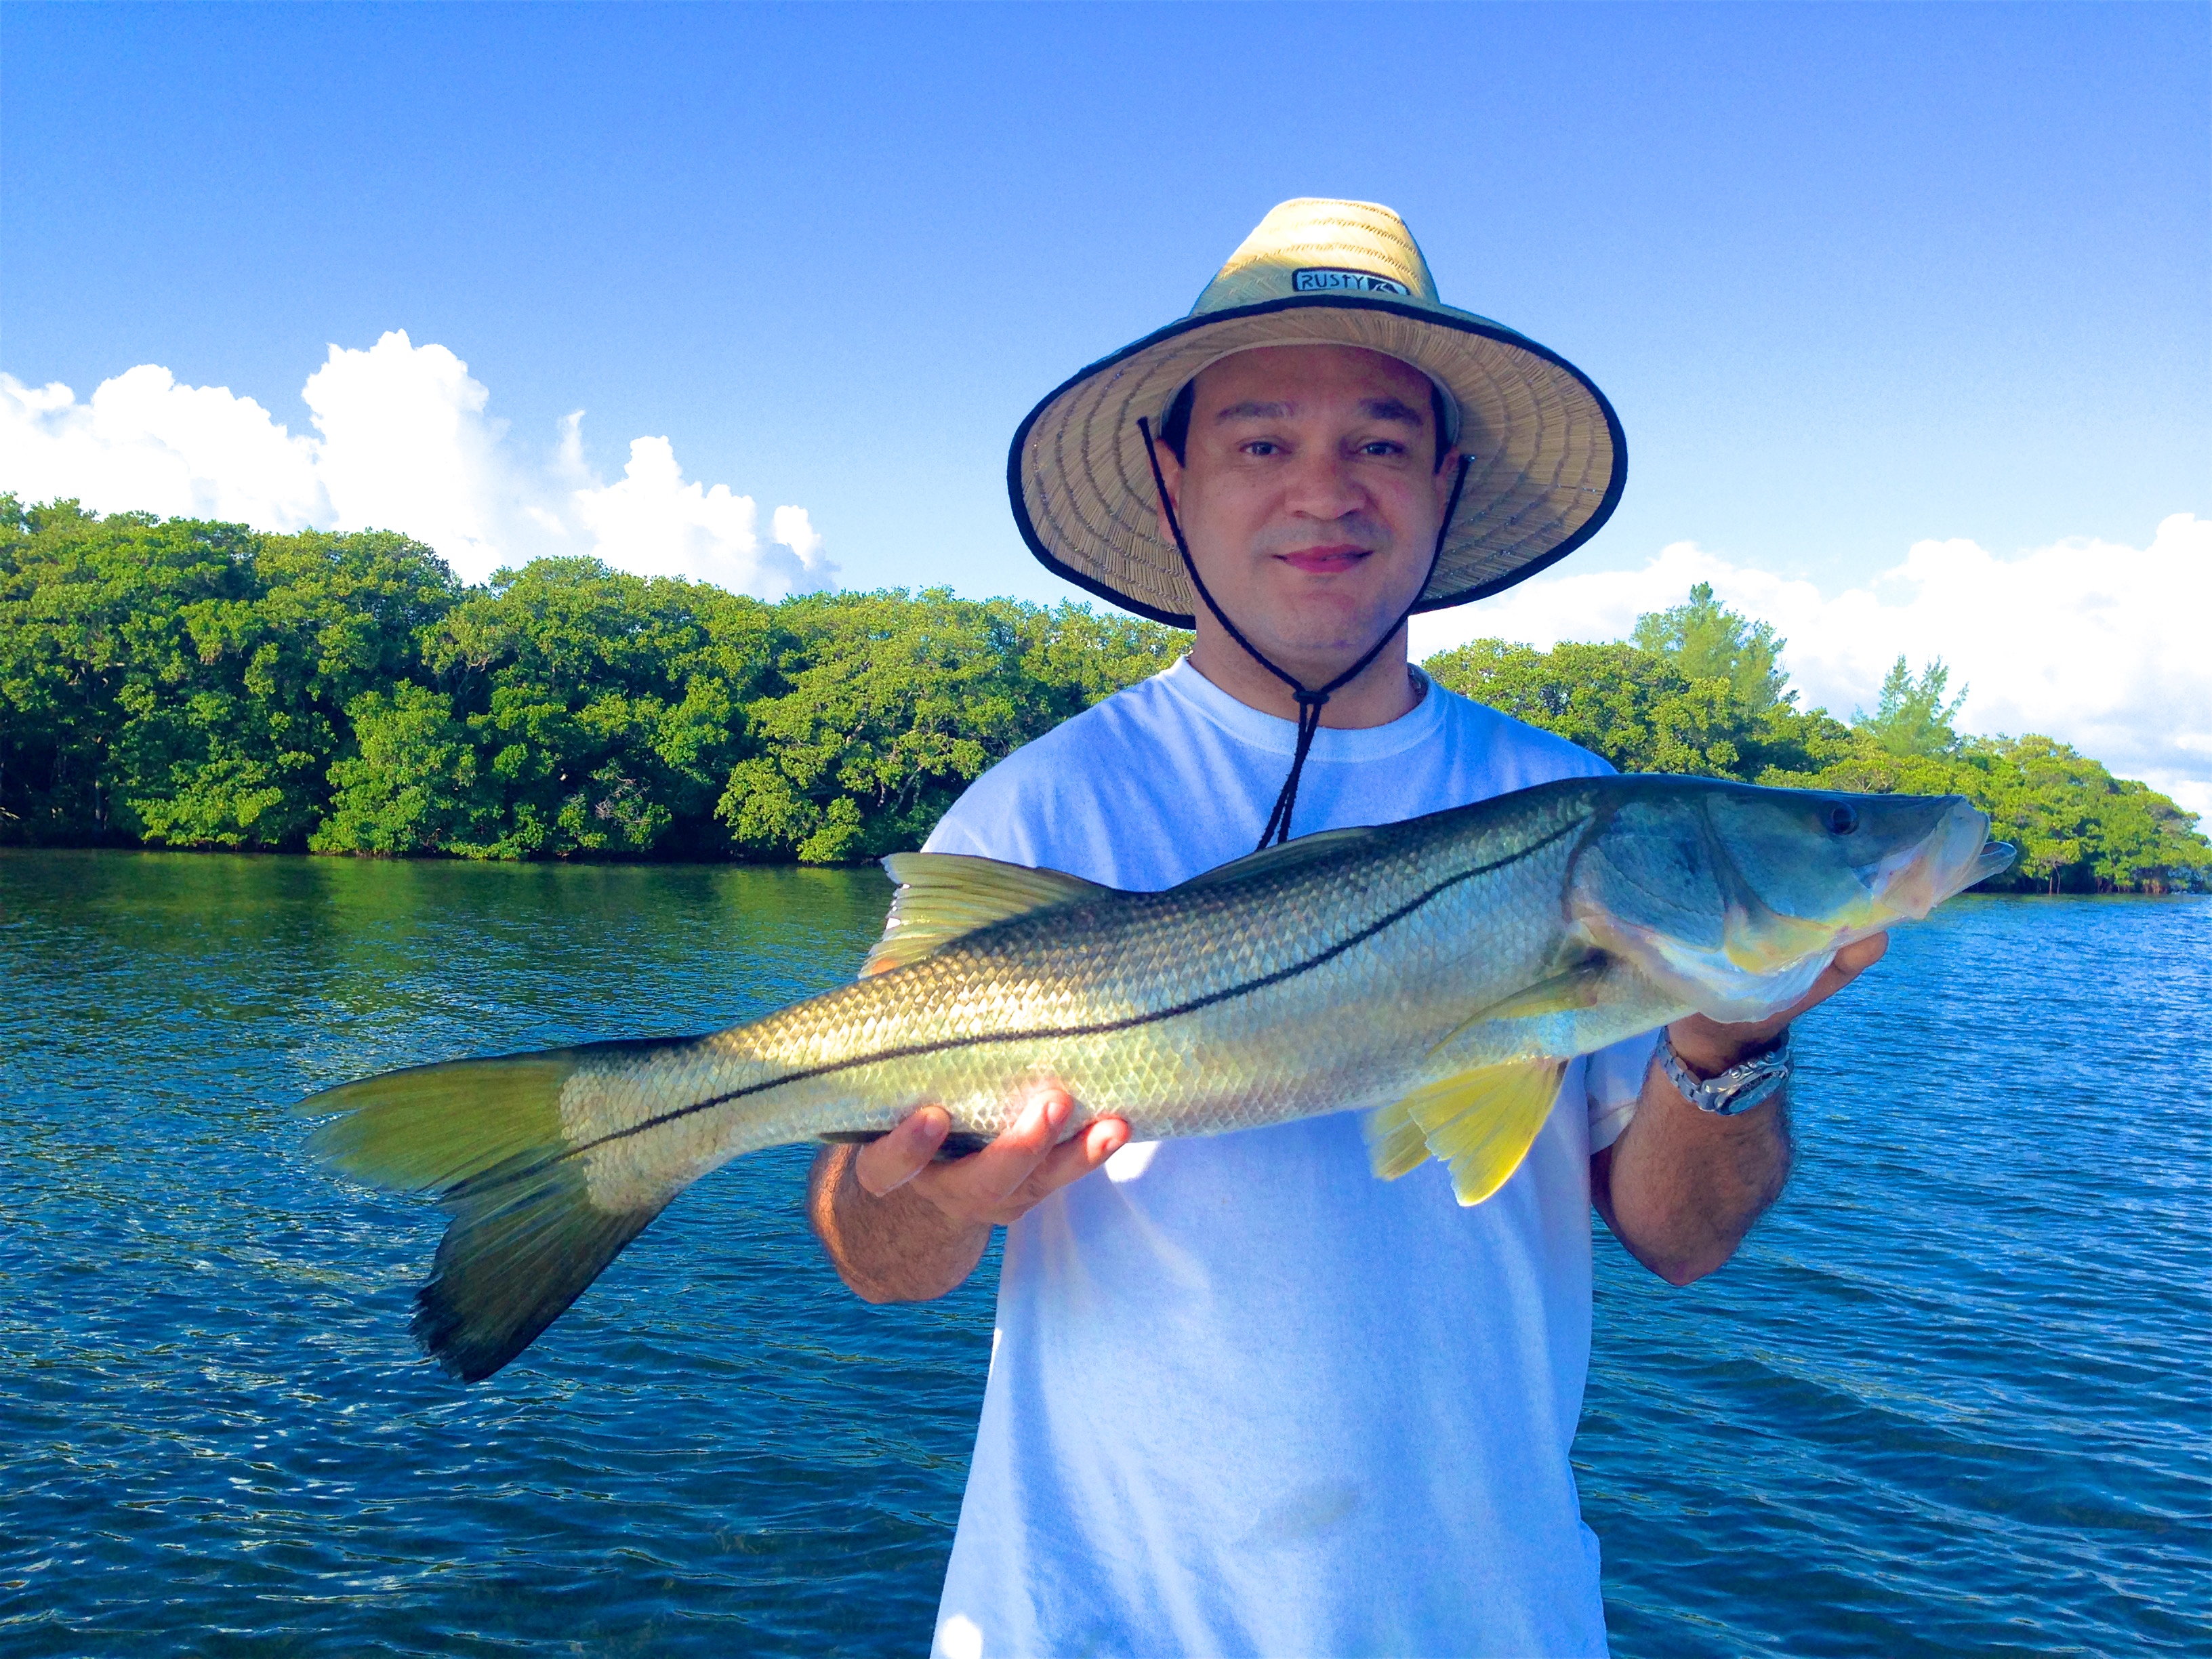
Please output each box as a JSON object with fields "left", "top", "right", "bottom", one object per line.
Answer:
{"left": 1593, "top": 1040, "right": 1793, "bottom": 1286}
{"left": 807, "top": 1144, "right": 991, "bottom": 1303}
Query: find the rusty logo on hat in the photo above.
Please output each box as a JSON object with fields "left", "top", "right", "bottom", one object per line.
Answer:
{"left": 1292, "top": 268, "right": 1412, "bottom": 296}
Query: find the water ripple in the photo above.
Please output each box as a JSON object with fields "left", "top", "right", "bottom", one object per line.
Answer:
{"left": 2, "top": 852, "right": 2206, "bottom": 1656}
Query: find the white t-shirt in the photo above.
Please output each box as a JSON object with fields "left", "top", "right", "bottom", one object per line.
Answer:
{"left": 924, "top": 657, "right": 1655, "bottom": 1659}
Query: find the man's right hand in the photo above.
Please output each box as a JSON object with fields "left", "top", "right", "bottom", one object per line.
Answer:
{"left": 807, "top": 1081, "right": 1129, "bottom": 1303}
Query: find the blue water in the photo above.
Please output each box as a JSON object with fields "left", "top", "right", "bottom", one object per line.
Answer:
{"left": 1, "top": 851, "right": 2205, "bottom": 1656}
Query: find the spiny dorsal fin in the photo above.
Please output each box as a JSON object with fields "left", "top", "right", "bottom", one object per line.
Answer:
{"left": 861, "top": 853, "right": 1111, "bottom": 977}
{"left": 1171, "top": 822, "right": 1383, "bottom": 890}
{"left": 1362, "top": 1058, "right": 1568, "bottom": 1206}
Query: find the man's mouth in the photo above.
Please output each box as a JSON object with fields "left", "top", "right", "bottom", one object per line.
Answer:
{"left": 1277, "top": 546, "right": 1372, "bottom": 575}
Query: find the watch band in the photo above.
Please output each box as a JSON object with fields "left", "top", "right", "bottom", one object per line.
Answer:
{"left": 1656, "top": 1026, "right": 1792, "bottom": 1117}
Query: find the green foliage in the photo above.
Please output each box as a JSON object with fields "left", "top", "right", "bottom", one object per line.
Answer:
{"left": 1421, "top": 638, "right": 1855, "bottom": 782}
{"left": 311, "top": 684, "right": 487, "bottom": 855}
{"left": 1629, "top": 581, "right": 1790, "bottom": 712}
{"left": 1425, "top": 585, "right": 2209, "bottom": 895}
{"left": 718, "top": 590, "right": 1181, "bottom": 863}
{"left": 1, "top": 499, "right": 1184, "bottom": 864}
{"left": 8, "top": 500, "right": 2198, "bottom": 888}
{"left": 0, "top": 495, "right": 460, "bottom": 848}
{"left": 1856, "top": 655, "right": 1968, "bottom": 757}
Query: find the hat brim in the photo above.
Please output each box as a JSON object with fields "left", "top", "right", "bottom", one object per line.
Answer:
{"left": 1008, "top": 295, "right": 1627, "bottom": 629}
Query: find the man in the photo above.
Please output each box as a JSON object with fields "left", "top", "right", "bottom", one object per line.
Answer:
{"left": 809, "top": 199, "right": 1884, "bottom": 1657}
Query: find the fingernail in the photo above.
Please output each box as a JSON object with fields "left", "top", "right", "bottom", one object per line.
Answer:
{"left": 1044, "top": 1094, "right": 1071, "bottom": 1130}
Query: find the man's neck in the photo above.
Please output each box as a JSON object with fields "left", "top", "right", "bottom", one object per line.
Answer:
{"left": 1185, "top": 622, "right": 1422, "bottom": 729}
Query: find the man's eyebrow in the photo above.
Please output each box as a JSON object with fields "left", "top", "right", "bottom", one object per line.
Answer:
{"left": 1209, "top": 397, "right": 1425, "bottom": 425}
{"left": 1358, "top": 397, "right": 1424, "bottom": 426}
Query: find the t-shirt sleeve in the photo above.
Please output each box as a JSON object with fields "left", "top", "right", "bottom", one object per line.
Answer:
{"left": 920, "top": 804, "right": 1000, "bottom": 859}
{"left": 920, "top": 762, "right": 1044, "bottom": 865}
{"left": 1585, "top": 1031, "right": 1657, "bottom": 1153}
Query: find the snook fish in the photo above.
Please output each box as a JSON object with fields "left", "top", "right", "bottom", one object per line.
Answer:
{"left": 302, "top": 775, "right": 2012, "bottom": 1380}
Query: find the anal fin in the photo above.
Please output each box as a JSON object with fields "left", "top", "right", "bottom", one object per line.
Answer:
{"left": 1361, "top": 1059, "right": 1569, "bottom": 1206}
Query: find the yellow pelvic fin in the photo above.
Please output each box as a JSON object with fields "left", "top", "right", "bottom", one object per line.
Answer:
{"left": 1365, "top": 1106, "right": 1431, "bottom": 1182}
{"left": 862, "top": 853, "right": 1110, "bottom": 977}
{"left": 1361, "top": 1058, "right": 1570, "bottom": 1206}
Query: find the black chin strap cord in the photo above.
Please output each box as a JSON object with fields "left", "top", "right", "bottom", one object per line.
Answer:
{"left": 1139, "top": 417, "right": 1473, "bottom": 851}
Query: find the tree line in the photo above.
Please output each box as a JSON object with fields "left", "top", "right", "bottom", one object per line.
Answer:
{"left": 1422, "top": 585, "right": 2209, "bottom": 893}
{"left": 5, "top": 499, "right": 2204, "bottom": 893}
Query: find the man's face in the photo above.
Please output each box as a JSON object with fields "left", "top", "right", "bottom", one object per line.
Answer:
{"left": 1154, "top": 344, "right": 1460, "bottom": 673}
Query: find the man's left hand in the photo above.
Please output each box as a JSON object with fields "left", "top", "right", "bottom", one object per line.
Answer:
{"left": 1667, "top": 931, "right": 1889, "bottom": 1076}
{"left": 1594, "top": 930, "right": 1890, "bottom": 1287}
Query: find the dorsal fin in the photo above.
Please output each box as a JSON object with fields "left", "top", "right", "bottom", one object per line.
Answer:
{"left": 860, "top": 853, "right": 1111, "bottom": 977}
{"left": 1171, "top": 822, "right": 1383, "bottom": 890}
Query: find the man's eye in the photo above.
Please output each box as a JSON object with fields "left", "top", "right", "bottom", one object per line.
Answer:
{"left": 1359, "top": 441, "right": 1405, "bottom": 457}
{"left": 1243, "top": 441, "right": 1281, "bottom": 456}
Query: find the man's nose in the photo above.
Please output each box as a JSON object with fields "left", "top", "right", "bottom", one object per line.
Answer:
{"left": 1281, "top": 449, "right": 1367, "bottom": 519}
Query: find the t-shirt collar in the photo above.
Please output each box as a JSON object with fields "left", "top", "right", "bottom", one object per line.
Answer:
{"left": 1155, "top": 655, "right": 1445, "bottom": 762}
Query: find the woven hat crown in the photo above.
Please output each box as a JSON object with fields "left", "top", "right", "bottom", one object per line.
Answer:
{"left": 1195, "top": 198, "right": 1441, "bottom": 314}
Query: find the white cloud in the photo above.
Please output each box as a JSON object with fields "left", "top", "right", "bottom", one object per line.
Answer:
{"left": 571, "top": 436, "right": 829, "bottom": 596}
{"left": 1410, "top": 514, "right": 2211, "bottom": 821}
{"left": 0, "top": 364, "right": 327, "bottom": 527}
{"left": 0, "top": 331, "right": 836, "bottom": 600}
{"left": 302, "top": 332, "right": 512, "bottom": 576}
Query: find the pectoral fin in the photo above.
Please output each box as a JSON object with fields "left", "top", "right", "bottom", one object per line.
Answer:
{"left": 1362, "top": 1059, "right": 1569, "bottom": 1206}
{"left": 1425, "top": 954, "right": 1616, "bottom": 1057}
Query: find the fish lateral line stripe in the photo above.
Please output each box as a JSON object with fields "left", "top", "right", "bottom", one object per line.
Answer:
{"left": 470, "top": 819, "right": 1583, "bottom": 1192}
{"left": 543, "top": 819, "right": 1578, "bottom": 1171}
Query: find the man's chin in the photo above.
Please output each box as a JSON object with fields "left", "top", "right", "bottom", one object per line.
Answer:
{"left": 1253, "top": 600, "right": 1413, "bottom": 660}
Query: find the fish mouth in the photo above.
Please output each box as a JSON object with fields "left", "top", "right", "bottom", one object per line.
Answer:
{"left": 1972, "top": 839, "right": 2018, "bottom": 886}
{"left": 1864, "top": 800, "right": 2007, "bottom": 919}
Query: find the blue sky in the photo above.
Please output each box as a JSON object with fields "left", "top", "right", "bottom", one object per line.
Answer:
{"left": 4, "top": 3, "right": 2209, "bottom": 806}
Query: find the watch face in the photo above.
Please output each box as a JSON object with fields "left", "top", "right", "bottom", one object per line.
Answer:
{"left": 1660, "top": 1030, "right": 1788, "bottom": 1114}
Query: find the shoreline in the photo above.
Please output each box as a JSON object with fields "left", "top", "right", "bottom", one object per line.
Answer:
{"left": 4, "top": 840, "right": 2203, "bottom": 899}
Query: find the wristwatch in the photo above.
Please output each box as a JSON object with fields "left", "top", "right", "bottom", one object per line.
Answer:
{"left": 1656, "top": 1026, "right": 1792, "bottom": 1117}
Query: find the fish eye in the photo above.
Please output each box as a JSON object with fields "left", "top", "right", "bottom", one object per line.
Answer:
{"left": 1824, "top": 802, "right": 1860, "bottom": 836}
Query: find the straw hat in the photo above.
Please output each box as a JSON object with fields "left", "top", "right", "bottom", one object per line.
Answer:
{"left": 1008, "top": 197, "right": 1626, "bottom": 628}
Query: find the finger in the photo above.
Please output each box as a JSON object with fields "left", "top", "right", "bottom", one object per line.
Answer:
{"left": 962, "top": 1084, "right": 1075, "bottom": 1201}
{"left": 1834, "top": 931, "right": 1889, "bottom": 975}
{"left": 854, "top": 1104, "right": 949, "bottom": 1197}
{"left": 1685, "top": 929, "right": 1893, "bottom": 1060}
{"left": 1023, "top": 1116, "right": 1130, "bottom": 1199}
{"left": 909, "top": 1084, "right": 1070, "bottom": 1216}
{"left": 1797, "top": 930, "right": 1890, "bottom": 1008}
